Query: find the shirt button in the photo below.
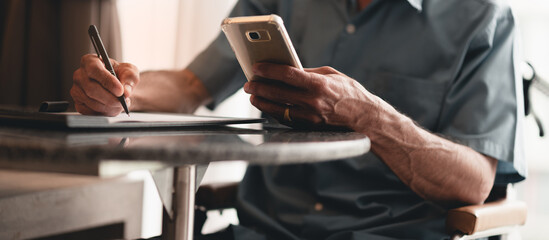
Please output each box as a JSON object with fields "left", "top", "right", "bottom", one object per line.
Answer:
{"left": 346, "top": 24, "right": 356, "bottom": 34}
{"left": 314, "top": 202, "right": 324, "bottom": 211}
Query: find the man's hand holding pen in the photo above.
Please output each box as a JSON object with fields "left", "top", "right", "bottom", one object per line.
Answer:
{"left": 71, "top": 54, "right": 139, "bottom": 116}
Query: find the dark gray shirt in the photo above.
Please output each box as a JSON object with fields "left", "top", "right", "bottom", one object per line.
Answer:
{"left": 188, "top": 0, "right": 526, "bottom": 239}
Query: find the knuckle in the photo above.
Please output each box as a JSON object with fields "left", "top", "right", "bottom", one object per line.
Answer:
{"left": 86, "top": 86, "right": 102, "bottom": 99}
{"left": 318, "top": 79, "right": 329, "bottom": 89}
{"left": 110, "top": 58, "right": 119, "bottom": 66}
{"left": 308, "top": 98, "right": 323, "bottom": 111}
{"left": 250, "top": 95, "right": 267, "bottom": 111}
{"left": 87, "top": 64, "right": 102, "bottom": 79}
{"left": 133, "top": 74, "right": 140, "bottom": 85}
{"left": 250, "top": 95, "right": 259, "bottom": 107}
{"left": 75, "top": 102, "right": 97, "bottom": 115}
{"left": 247, "top": 82, "right": 257, "bottom": 90}
{"left": 107, "top": 99, "right": 121, "bottom": 108}
{"left": 89, "top": 101, "right": 107, "bottom": 114}
{"left": 70, "top": 86, "right": 87, "bottom": 103}
{"left": 81, "top": 54, "right": 97, "bottom": 68}
{"left": 312, "top": 78, "right": 328, "bottom": 91}
{"left": 75, "top": 68, "right": 89, "bottom": 83}
{"left": 117, "top": 70, "right": 128, "bottom": 80}
{"left": 130, "top": 63, "right": 139, "bottom": 72}
{"left": 106, "top": 108, "right": 122, "bottom": 117}
{"left": 252, "top": 83, "right": 265, "bottom": 95}
{"left": 302, "top": 114, "right": 322, "bottom": 125}
{"left": 119, "top": 68, "right": 139, "bottom": 84}
{"left": 95, "top": 72, "right": 119, "bottom": 94}
{"left": 118, "top": 62, "right": 130, "bottom": 69}
{"left": 322, "top": 66, "right": 336, "bottom": 73}
{"left": 308, "top": 80, "right": 323, "bottom": 91}
{"left": 119, "top": 63, "right": 140, "bottom": 75}
{"left": 72, "top": 69, "right": 81, "bottom": 82}
{"left": 70, "top": 86, "right": 78, "bottom": 98}
{"left": 74, "top": 103, "right": 86, "bottom": 114}
{"left": 285, "top": 67, "right": 298, "bottom": 82}
{"left": 311, "top": 116, "right": 323, "bottom": 125}
{"left": 80, "top": 55, "right": 90, "bottom": 66}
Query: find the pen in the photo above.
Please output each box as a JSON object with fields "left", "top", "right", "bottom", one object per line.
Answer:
{"left": 88, "top": 25, "right": 130, "bottom": 116}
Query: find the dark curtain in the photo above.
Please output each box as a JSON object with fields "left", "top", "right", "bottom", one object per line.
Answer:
{"left": 0, "top": 0, "right": 122, "bottom": 109}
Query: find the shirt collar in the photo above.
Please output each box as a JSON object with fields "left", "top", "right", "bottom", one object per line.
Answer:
{"left": 349, "top": 0, "right": 423, "bottom": 12}
{"left": 407, "top": 0, "right": 423, "bottom": 12}
{"left": 347, "top": 0, "right": 423, "bottom": 12}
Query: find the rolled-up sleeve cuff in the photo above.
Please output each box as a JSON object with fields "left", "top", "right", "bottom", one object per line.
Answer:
{"left": 455, "top": 138, "right": 526, "bottom": 185}
{"left": 187, "top": 33, "right": 246, "bottom": 109}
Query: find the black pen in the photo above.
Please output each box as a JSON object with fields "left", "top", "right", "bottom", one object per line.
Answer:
{"left": 88, "top": 25, "right": 130, "bottom": 116}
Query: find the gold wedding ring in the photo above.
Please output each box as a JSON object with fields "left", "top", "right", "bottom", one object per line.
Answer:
{"left": 283, "top": 106, "right": 292, "bottom": 122}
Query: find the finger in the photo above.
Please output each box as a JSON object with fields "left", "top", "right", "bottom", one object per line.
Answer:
{"left": 81, "top": 54, "right": 124, "bottom": 97}
{"left": 244, "top": 78, "right": 335, "bottom": 115}
{"left": 304, "top": 66, "right": 341, "bottom": 75}
{"left": 249, "top": 95, "right": 324, "bottom": 126}
{"left": 113, "top": 63, "right": 140, "bottom": 97}
{"left": 244, "top": 81, "right": 308, "bottom": 106}
{"left": 74, "top": 67, "right": 121, "bottom": 107}
{"left": 249, "top": 95, "right": 287, "bottom": 124}
{"left": 71, "top": 84, "right": 123, "bottom": 116}
{"left": 74, "top": 102, "right": 100, "bottom": 115}
{"left": 75, "top": 101, "right": 121, "bottom": 116}
{"left": 71, "top": 84, "right": 115, "bottom": 114}
{"left": 253, "top": 63, "right": 324, "bottom": 90}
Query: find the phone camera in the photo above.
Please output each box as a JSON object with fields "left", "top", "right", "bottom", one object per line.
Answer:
{"left": 248, "top": 31, "right": 260, "bottom": 40}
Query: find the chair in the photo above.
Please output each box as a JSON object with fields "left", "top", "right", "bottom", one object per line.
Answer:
{"left": 195, "top": 182, "right": 527, "bottom": 240}
{"left": 446, "top": 184, "right": 527, "bottom": 240}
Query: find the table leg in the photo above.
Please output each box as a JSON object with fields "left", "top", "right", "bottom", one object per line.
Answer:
{"left": 162, "top": 165, "right": 196, "bottom": 240}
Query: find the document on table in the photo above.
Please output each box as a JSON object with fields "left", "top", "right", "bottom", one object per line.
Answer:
{"left": 0, "top": 110, "right": 265, "bottom": 129}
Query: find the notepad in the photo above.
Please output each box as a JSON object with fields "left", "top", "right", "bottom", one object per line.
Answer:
{"left": 0, "top": 110, "right": 265, "bottom": 129}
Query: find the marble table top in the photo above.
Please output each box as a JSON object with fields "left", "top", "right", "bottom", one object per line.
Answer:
{"left": 0, "top": 124, "right": 370, "bottom": 176}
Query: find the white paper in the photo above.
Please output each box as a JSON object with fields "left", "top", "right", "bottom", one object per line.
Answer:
{"left": 106, "top": 112, "right": 228, "bottom": 123}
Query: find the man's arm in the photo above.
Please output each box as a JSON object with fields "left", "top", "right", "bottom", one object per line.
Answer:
{"left": 244, "top": 63, "right": 497, "bottom": 205}
{"left": 131, "top": 69, "right": 212, "bottom": 113}
{"left": 353, "top": 94, "right": 498, "bottom": 205}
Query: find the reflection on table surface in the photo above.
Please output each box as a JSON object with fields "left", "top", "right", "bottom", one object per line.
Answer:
{"left": 0, "top": 125, "right": 368, "bottom": 145}
{"left": 0, "top": 125, "right": 370, "bottom": 175}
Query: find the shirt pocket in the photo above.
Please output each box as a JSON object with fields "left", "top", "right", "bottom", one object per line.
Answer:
{"left": 364, "top": 71, "right": 448, "bottom": 131}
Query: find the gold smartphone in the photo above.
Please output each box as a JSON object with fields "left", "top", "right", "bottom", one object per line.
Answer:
{"left": 221, "top": 14, "right": 303, "bottom": 82}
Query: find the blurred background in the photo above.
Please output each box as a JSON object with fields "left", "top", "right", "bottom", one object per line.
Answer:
{"left": 510, "top": 1, "right": 549, "bottom": 239}
{"left": 1, "top": 0, "right": 548, "bottom": 239}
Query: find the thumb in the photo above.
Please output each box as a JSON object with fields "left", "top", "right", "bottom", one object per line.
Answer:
{"left": 113, "top": 62, "right": 140, "bottom": 97}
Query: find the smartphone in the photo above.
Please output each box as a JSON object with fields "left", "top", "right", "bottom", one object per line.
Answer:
{"left": 221, "top": 14, "right": 303, "bottom": 82}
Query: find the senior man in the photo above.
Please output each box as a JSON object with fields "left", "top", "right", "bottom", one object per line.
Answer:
{"left": 71, "top": 0, "right": 526, "bottom": 239}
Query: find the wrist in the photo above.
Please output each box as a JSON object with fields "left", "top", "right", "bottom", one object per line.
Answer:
{"left": 178, "top": 69, "right": 212, "bottom": 112}
{"left": 350, "top": 95, "right": 385, "bottom": 133}
{"left": 353, "top": 98, "right": 417, "bottom": 144}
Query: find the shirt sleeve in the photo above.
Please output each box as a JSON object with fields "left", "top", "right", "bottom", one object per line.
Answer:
{"left": 186, "top": 0, "right": 276, "bottom": 108}
{"left": 436, "top": 5, "right": 526, "bottom": 185}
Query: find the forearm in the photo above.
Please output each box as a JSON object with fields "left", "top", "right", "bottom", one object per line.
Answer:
{"left": 245, "top": 63, "right": 498, "bottom": 204}
{"left": 353, "top": 99, "right": 497, "bottom": 205}
{"left": 131, "top": 69, "right": 212, "bottom": 113}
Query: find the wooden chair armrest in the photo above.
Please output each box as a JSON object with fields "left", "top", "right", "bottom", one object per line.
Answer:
{"left": 446, "top": 199, "right": 527, "bottom": 235}
{"left": 196, "top": 182, "right": 239, "bottom": 210}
